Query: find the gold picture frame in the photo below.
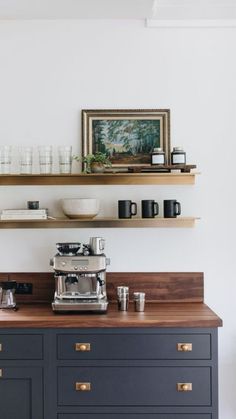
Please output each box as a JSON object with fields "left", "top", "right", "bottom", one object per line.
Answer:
{"left": 82, "top": 109, "right": 171, "bottom": 168}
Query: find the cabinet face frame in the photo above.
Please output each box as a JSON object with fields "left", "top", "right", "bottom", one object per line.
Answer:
{"left": 0, "top": 327, "right": 219, "bottom": 419}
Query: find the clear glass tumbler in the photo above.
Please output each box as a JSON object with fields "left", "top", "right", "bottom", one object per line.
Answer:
{"left": 58, "top": 146, "right": 72, "bottom": 174}
{"left": 38, "top": 146, "right": 53, "bottom": 174}
{"left": 19, "top": 146, "right": 33, "bottom": 174}
{"left": 0, "top": 146, "right": 12, "bottom": 174}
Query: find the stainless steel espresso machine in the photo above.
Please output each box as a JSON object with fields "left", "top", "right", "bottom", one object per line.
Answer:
{"left": 50, "top": 240, "right": 109, "bottom": 313}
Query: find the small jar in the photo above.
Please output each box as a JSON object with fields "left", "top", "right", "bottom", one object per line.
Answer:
{"left": 171, "top": 147, "right": 186, "bottom": 165}
{"left": 151, "top": 147, "right": 165, "bottom": 165}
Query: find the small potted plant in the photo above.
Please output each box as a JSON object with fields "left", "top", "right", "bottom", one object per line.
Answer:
{"left": 74, "top": 152, "right": 111, "bottom": 173}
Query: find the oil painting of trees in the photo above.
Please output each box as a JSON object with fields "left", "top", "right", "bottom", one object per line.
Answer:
{"left": 92, "top": 119, "right": 161, "bottom": 165}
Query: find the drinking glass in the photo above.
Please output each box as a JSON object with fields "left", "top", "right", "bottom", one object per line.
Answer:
{"left": 0, "top": 146, "right": 12, "bottom": 174}
{"left": 38, "top": 146, "right": 53, "bottom": 174}
{"left": 19, "top": 146, "right": 33, "bottom": 174}
{"left": 58, "top": 146, "right": 72, "bottom": 174}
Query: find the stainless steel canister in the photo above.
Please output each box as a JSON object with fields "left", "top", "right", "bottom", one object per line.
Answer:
{"left": 89, "top": 237, "right": 105, "bottom": 255}
{"left": 117, "top": 286, "right": 129, "bottom": 311}
{"left": 133, "top": 292, "right": 145, "bottom": 312}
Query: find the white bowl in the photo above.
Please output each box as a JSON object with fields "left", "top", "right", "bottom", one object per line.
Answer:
{"left": 61, "top": 198, "right": 100, "bottom": 219}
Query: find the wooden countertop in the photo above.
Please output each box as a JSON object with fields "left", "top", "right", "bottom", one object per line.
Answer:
{"left": 0, "top": 302, "right": 222, "bottom": 328}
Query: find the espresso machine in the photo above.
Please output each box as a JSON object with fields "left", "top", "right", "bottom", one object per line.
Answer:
{"left": 50, "top": 240, "right": 109, "bottom": 312}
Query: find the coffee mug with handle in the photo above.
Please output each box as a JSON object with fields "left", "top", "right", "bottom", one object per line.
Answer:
{"left": 163, "top": 200, "right": 181, "bottom": 218}
{"left": 141, "top": 200, "right": 159, "bottom": 218}
{"left": 118, "top": 200, "right": 137, "bottom": 219}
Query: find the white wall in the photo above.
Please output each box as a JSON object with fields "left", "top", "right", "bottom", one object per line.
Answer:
{"left": 0, "top": 19, "right": 235, "bottom": 417}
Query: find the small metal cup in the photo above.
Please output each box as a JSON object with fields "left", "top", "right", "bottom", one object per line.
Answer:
{"left": 117, "top": 286, "right": 129, "bottom": 311}
{"left": 117, "top": 297, "right": 129, "bottom": 311}
{"left": 133, "top": 292, "right": 145, "bottom": 312}
{"left": 117, "top": 286, "right": 129, "bottom": 297}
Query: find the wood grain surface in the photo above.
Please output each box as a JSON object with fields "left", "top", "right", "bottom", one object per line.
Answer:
{"left": 0, "top": 272, "right": 204, "bottom": 303}
{"left": 107, "top": 272, "right": 204, "bottom": 302}
{"left": 0, "top": 173, "right": 197, "bottom": 186}
{"left": 0, "top": 302, "right": 222, "bottom": 328}
{"left": 0, "top": 271, "right": 222, "bottom": 328}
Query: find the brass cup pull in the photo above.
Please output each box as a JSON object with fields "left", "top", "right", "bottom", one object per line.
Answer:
{"left": 177, "top": 343, "right": 192, "bottom": 352}
{"left": 75, "top": 343, "right": 91, "bottom": 352}
{"left": 177, "top": 382, "right": 192, "bottom": 392}
{"left": 76, "top": 382, "right": 91, "bottom": 391}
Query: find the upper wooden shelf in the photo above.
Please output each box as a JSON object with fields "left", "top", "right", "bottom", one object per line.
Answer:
{"left": 0, "top": 217, "right": 199, "bottom": 229}
{"left": 0, "top": 172, "right": 198, "bottom": 186}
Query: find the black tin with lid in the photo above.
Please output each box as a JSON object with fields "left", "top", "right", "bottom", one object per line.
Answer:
{"left": 151, "top": 147, "right": 165, "bottom": 165}
{"left": 171, "top": 147, "right": 186, "bottom": 165}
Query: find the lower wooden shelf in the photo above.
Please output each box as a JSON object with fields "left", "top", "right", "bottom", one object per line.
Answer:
{"left": 0, "top": 217, "right": 199, "bottom": 228}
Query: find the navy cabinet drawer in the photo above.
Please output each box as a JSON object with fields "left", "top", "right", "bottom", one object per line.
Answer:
{"left": 58, "top": 415, "right": 211, "bottom": 419}
{"left": 0, "top": 334, "right": 43, "bottom": 359}
{"left": 57, "top": 333, "right": 210, "bottom": 360}
{"left": 58, "top": 366, "right": 211, "bottom": 406}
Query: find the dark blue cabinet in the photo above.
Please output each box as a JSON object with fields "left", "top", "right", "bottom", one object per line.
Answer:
{"left": 0, "top": 328, "right": 219, "bottom": 419}
{"left": 0, "top": 367, "right": 43, "bottom": 419}
{"left": 58, "top": 415, "right": 211, "bottom": 419}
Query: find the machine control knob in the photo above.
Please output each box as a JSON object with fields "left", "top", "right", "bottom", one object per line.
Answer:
{"left": 61, "top": 262, "right": 66, "bottom": 267}
{"left": 74, "top": 266, "right": 78, "bottom": 270}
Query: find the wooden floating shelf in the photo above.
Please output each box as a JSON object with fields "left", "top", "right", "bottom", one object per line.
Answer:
{"left": 0, "top": 217, "right": 199, "bottom": 229}
{"left": 0, "top": 172, "right": 198, "bottom": 186}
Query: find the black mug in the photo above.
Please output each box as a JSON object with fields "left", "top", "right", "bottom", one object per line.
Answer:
{"left": 164, "top": 200, "right": 181, "bottom": 218}
{"left": 118, "top": 200, "right": 137, "bottom": 219}
{"left": 27, "top": 201, "right": 39, "bottom": 210}
{"left": 141, "top": 200, "right": 159, "bottom": 218}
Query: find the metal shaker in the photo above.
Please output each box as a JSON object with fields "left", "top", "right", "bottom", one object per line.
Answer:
{"left": 117, "top": 286, "right": 129, "bottom": 311}
{"left": 89, "top": 237, "right": 105, "bottom": 255}
{"left": 133, "top": 292, "right": 145, "bottom": 312}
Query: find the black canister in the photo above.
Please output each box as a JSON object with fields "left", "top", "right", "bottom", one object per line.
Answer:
{"left": 171, "top": 147, "right": 186, "bottom": 165}
{"left": 151, "top": 147, "right": 165, "bottom": 165}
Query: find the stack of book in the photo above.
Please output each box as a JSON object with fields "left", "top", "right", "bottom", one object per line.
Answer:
{"left": 0, "top": 209, "right": 48, "bottom": 220}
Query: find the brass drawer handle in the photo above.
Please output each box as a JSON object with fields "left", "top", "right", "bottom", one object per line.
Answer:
{"left": 0, "top": 369, "right": 2, "bottom": 378}
{"left": 0, "top": 343, "right": 2, "bottom": 352}
{"left": 76, "top": 382, "right": 91, "bottom": 391}
{"left": 177, "top": 382, "right": 192, "bottom": 392}
{"left": 75, "top": 343, "right": 91, "bottom": 352}
{"left": 177, "top": 343, "right": 192, "bottom": 352}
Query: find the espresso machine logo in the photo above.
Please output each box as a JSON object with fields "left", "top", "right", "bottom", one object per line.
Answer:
{"left": 50, "top": 239, "right": 110, "bottom": 313}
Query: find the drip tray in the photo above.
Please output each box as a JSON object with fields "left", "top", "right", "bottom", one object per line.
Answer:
{"left": 52, "top": 298, "right": 108, "bottom": 313}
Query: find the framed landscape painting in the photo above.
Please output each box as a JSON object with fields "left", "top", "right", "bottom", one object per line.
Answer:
{"left": 82, "top": 109, "right": 170, "bottom": 167}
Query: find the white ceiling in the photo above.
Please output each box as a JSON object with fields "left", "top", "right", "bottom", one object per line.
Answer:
{"left": 0, "top": 0, "right": 154, "bottom": 19}
{"left": 0, "top": 0, "right": 235, "bottom": 20}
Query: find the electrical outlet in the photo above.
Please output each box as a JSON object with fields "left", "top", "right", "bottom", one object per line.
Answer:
{"left": 16, "top": 283, "right": 33, "bottom": 295}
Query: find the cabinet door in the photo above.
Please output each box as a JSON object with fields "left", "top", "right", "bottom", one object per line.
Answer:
{"left": 0, "top": 367, "right": 43, "bottom": 419}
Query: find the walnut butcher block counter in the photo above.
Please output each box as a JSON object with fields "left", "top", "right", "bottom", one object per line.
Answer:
{"left": 0, "top": 272, "right": 222, "bottom": 419}
{"left": 0, "top": 301, "right": 222, "bottom": 328}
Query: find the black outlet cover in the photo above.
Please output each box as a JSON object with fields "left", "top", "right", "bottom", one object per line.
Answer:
{"left": 15, "top": 283, "right": 33, "bottom": 294}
